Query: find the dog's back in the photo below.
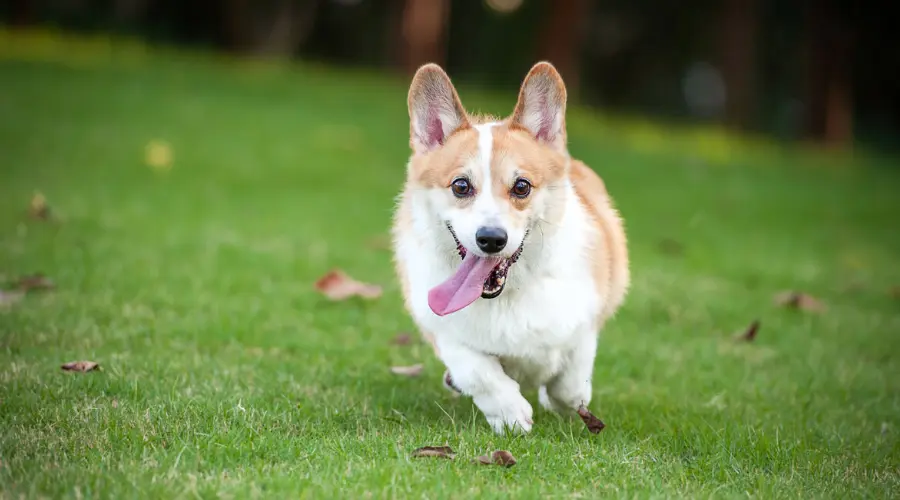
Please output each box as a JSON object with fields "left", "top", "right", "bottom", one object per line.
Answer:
{"left": 570, "top": 159, "right": 630, "bottom": 322}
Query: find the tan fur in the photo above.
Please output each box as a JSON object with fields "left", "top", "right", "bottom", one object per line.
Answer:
{"left": 408, "top": 128, "right": 479, "bottom": 189}
{"left": 569, "top": 159, "right": 630, "bottom": 323}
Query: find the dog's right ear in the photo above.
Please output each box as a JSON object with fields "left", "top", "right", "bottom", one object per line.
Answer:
{"left": 408, "top": 64, "right": 469, "bottom": 154}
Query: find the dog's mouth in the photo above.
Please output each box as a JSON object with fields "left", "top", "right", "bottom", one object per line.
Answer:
{"left": 426, "top": 224, "right": 526, "bottom": 317}
{"left": 449, "top": 225, "right": 524, "bottom": 299}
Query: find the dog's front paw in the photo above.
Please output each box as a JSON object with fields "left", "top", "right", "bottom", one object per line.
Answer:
{"left": 475, "top": 390, "right": 534, "bottom": 435}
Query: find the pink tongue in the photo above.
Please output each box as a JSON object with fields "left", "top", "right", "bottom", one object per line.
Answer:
{"left": 428, "top": 253, "right": 499, "bottom": 316}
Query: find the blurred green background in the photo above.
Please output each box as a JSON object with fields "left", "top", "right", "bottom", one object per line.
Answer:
{"left": 3, "top": 0, "right": 897, "bottom": 150}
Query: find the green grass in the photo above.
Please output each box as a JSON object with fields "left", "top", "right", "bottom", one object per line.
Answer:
{"left": 2, "top": 30, "right": 900, "bottom": 498}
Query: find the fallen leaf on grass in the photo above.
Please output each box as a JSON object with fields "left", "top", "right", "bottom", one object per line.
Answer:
{"left": 734, "top": 320, "right": 761, "bottom": 342}
{"left": 314, "top": 269, "right": 382, "bottom": 300}
{"left": 889, "top": 286, "right": 900, "bottom": 300}
{"left": 14, "top": 273, "right": 55, "bottom": 292}
{"left": 29, "top": 191, "right": 51, "bottom": 220}
{"left": 773, "top": 291, "right": 826, "bottom": 312}
{"left": 0, "top": 273, "right": 55, "bottom": 308}
{"left": 475, "top": 450, "right": 517, "bottom": 467}
{"left": 411, "top": 446, "right": 455, "bottom": 459}
{"left": 577, "top": 405, "right": 606, "bottom": 434}
{"left": 391, "top": 332, "right": 413, "bottom": 345}
{"left": 0, "top": 290, "right": 24, "bottom": 307}
{"left": 61, "top": 361, "right": 100, "bottom": 372}
{"left": 391, "top": 364, "right": 423, "bottom": 377}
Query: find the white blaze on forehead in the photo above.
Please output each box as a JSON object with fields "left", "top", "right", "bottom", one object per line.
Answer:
{"left": 472, "top": 122, "right": 500, "bottom": 219}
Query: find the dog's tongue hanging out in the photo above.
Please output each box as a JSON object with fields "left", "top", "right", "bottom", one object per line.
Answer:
{"left": 428, "top": 253, "right": 499, "bottom": 316}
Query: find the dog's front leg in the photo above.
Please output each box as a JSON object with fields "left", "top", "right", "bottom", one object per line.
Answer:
{"left": 540, "top": 331, "right": 597, "bottom": 414}
{"left": 437, "top": 338, "right": 533, "bottom": 434}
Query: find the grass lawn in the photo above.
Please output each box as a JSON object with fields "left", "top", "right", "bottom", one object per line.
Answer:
{"left": 1, "top": 31, "right": 899, "bottom": 498}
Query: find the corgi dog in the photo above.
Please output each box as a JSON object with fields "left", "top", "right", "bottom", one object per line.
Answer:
{"left": 391, "top": 62, "right": 629, "bottom": 434}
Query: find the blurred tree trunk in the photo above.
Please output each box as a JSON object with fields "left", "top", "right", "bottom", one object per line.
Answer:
{"left": 112, "top": 0, "right": 150, "bottom": 27}
{"left": 384, "top": 0, "right": 407, "bottom": 71}
{"left": 719, "top": 0, "right": 758, "bottom": 130}
{"left": 401, "top": 0, "right": 451, "bottom": 75}
{"left": 223, "top": 0, "right": 320, "bottom": 56}
{"left": 537, "top": 0, "right": 589, "bottom": 98}
{"left": 802, "top": 1, "right": 854, "bottom": 147}
{"left": 9, "top": 0, "right": 34, "bottom": 26}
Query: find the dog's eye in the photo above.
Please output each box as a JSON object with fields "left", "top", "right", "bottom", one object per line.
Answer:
{"left": 451, "top": 178, "right": 473, "bottom": 198}
{"left": 511, "top": 179, "right": 532, "bottom": 198}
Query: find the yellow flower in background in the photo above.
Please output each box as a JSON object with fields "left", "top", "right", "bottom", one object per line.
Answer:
{"left": 30, "top": 190, "right": 50, "bottom": 220}
{"left": 145, "top": 140, "right": 173, "bottom": 171}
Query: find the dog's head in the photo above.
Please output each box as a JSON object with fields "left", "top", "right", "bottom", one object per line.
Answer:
{"left": 404, "top": 62, "right": 571, "bottom": 316}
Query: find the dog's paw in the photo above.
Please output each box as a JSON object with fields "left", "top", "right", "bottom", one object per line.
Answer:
{"left": 442, "top": 369, "right": 462, "bottom": 396}
{"left": 539, "top": 385, "right": 568, "bottom": 414}
{"left": 475, "top": 390, "right": 534, "bottom": 435}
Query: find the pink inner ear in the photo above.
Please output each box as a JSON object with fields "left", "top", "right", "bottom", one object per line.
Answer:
{"left": 425, "top": 111, "right": 445, "bottom": 147}
{"left": 535, "top": 93, "right": 553, "bottom": 142}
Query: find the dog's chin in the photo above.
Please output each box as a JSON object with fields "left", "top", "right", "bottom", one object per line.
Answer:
{"left": 446, "top": 224, "right": 525, "bottom": 300}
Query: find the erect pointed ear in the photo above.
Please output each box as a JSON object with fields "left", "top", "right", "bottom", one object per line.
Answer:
{"left": 407, "top": 64, "right": 469, "bottom": 154}
{"left": 510, "top": 62, "right": 568, "bottom": 152}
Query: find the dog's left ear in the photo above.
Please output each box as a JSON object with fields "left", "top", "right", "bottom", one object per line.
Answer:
{"left": 510, "top": 62, "right": 568, "bottom": 153}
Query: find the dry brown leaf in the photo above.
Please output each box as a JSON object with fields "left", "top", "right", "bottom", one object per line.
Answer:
{"left": 29, "top": 191, "right": 51, "bottom": 220}
{"left": 112, "top": 399, "right": 119, "bottom": 408}
{"left": 61, "top": 361, "right": 100, "bottom": 372}
{"left": 889, "top": 286, "right": 900, "bottom": 300}
{"left": 475, "top": 450, "right": 517, "bottom": 467}
{"left": 391, "top": 364, "right": 423, "bottom": 377}
{"left": 774, "top": 291, "right": 826, "bottom": 312}
{"left": 411, "top": 445, "right": 455, "bottom": 459}
{"left": 314, "top": 269, "right": 382, "bottom": 301}
{"left": 577, "top": 405, "right": 606, "bottom": 434}
{"left": 734, "top": 320, "right": 761, "bottom": 342}
{"left": 0, "top": 290, "right": 24, "bottom": 307}
{"left": 391, "top": 332, "right": 413, "bottom": 345}
{"left": 15, "top": 274, "right": 55, "bottom": 292}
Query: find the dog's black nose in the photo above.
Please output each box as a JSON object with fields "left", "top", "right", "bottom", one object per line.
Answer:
{"left": 475, "top": 226, "right": 508, "bottom": 254}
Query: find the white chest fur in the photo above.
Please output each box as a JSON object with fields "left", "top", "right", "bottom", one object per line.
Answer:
{"left": 395, "top": 183, "right": 602, "bottom": 388}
